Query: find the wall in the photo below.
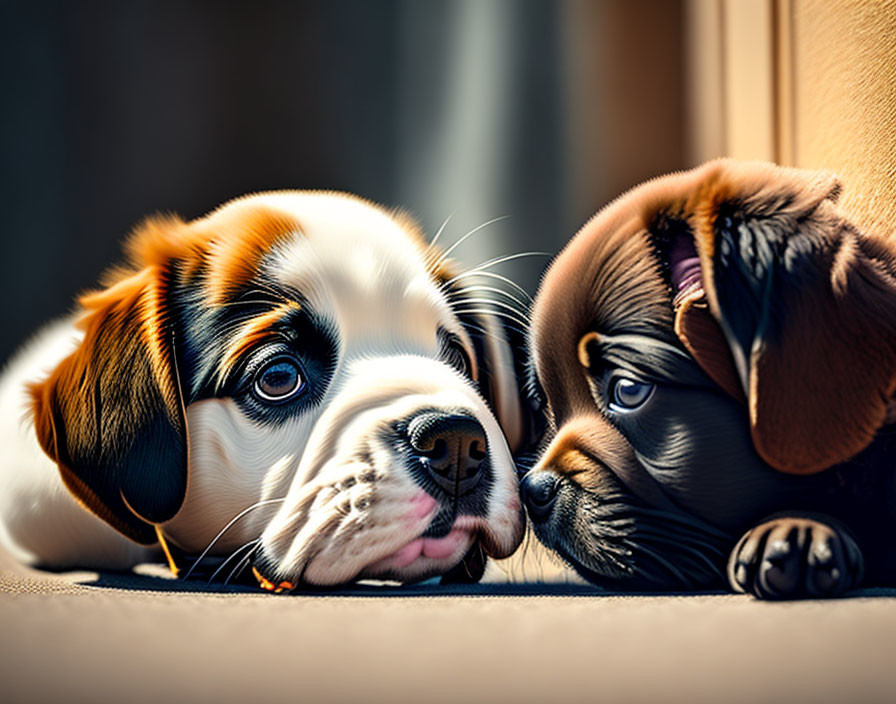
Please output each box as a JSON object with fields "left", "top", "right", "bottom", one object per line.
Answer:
{"left": 686, "top": 0, "right": 896, "bottom": 236}
{"left": 0, "top": 1, "right": 686, "bottom": 364}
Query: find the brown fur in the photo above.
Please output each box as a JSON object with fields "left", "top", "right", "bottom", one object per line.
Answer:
{"left": 28, "top": 202, "right": 308, "bottom": 542}
{"left": 25, "top": 191, "right": 523, "bottom": 560}
{"left": 526, "top": 159, "right": 896, "bottom": 595}
{"left": 673, "top": 290, "right": 743, "bottom": 403}
{"left": 217, "top": 302, "right": 303, "bottom": 388}
{"left": 534, "top": 158, "right": 896, "bottom": 476}
{"left": 29, "top": 261, "right": 185, "bottom": 542}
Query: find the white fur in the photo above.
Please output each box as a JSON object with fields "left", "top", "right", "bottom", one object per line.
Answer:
{"left": 0, "top": 193, "right": 524, "bottom": 586}
{"left": 0, "top": 320, "right": 154, "bottom": 568}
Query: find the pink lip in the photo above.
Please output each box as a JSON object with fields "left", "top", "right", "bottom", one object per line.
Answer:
{"left": 366, "top": 513, "right": 487, "bottom": 576}
{"left": 379, "top": 528, "right": 469, "bottom": 570}
{"left": 363, "top": 493, "right": 490, "bottom": 576}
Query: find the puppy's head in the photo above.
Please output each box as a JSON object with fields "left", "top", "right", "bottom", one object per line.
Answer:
{"left": 30, "top": 192, "right": 539, "bottom": 586}
{"left": 523, "top": 159, "right": 896, "bottom": 589}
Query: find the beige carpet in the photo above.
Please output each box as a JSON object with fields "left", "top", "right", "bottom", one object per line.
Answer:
{"left": 1, "top": 545, "right": 895, "bottom": 704}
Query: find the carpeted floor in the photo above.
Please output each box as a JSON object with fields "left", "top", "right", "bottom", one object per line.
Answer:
{"left": 2, "top": 546, "right": 895, "bottom": 704}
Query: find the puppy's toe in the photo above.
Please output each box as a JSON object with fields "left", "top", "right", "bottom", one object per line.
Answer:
{"left": 727, "top": 516, "right": 864, "bottom": 600}
{"left": 756, "top": 525, "right": 803, "bottom": 597}
{"left": 804, "top": 524, "right": 864, "bottom": 596}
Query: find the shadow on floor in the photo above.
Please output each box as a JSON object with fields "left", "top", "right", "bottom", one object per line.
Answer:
{"left": 63, "top": 563, "right": 886, "bottom": 599}
{"left": 69, "top": 561, "right": 896, "bottom": 599}
{"left": 79, "top": 566, "right": 608, "bottom": 596}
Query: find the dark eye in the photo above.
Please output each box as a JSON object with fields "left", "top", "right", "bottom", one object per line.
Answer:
{"left": 609, "top": 377, "right": 654, "bottom": 411}
{"left": 253, "top": 356, "right": 305, "bottom": 403}
{"left": 442, "top": 332, "right": 473, "bottom": 378}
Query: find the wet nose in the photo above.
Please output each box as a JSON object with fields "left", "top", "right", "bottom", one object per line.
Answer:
{"left": 408, "top": 412, "right": 487, "bottom": 497}
{"left": 520, "top": 470, "right": 559, "bottom": 523}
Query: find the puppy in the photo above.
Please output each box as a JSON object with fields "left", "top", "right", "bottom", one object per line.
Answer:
{"left": 0, "top": 191, "right": 539, "bottom": 589}
{"left": 521, "top": 159, "right": 896, "bottom": 599}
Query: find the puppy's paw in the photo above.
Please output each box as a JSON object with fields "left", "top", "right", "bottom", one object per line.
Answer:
{"left": 727, "top": 516, "right": 864, "bottom": 599}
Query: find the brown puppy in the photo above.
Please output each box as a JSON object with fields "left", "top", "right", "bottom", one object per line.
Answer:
{"left": 521, "top": 159, "right": 896, "bottom": 599}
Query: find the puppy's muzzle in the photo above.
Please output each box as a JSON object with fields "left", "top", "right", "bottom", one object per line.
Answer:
{"left": 520, "top": 470, "right": 560, "bottom": 523}
{"left": 408, "top": 412, "right": 486, "bottom": 498}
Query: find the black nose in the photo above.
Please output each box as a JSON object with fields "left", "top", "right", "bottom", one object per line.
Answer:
{"left": 408, "top": 412, "right": 487, "bottom": 497}
{"left": 520, "top": 471, "right": 559, "bottom": 523}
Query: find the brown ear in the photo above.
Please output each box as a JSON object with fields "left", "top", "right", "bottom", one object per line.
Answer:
{"left": 30, "top": 217, "right": 190, "bottom": 544}
{"left": 664, "top": 160, "right": 896, "bottom": 474}
{"left": 673, "top": 290, "right": 744, "bottom": 403}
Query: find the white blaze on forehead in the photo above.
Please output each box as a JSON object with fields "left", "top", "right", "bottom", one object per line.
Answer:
{"left": 244, "top": 192, "right": 457, "bottom": 353}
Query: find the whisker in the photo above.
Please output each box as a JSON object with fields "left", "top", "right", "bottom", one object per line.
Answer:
{"left": 452, "top": 319, "right": 521, "bottom": 349}
{"left": 430, "top": 215, "right": 511, "bottom": 271}
{"left": 672, "top": 545, "right": 726, "bottom": 578}
{"left": 224, "top": 554, "right": 254, "bottom": 586}
{"left": 207, "top": 539, "right": 260, "bottom": 584}
{"left": 452, "top": 307, "right": 530, "bottom": 329}
{"left": 246, "top": 281, "right": 293, "bottom": 306}
{"left": 452, "top": 298, "right": 529, "bottom": 326}
{"left": 450, "top": 296, "right": 530, "bottom": 320}
{"left": 631, "top": 528, "right": 728, "bottom": 559}
{"left": 461, "top": 324, "right": 524, "bottom": 351}
{"left": 217, "top": 299, "right": 278, "bottom": 310}
{"left": 641, "top": 537, "right": 726, "bottom": 582}
{"left": 637, "top": 527, "right": 728, "bottom": 558}
{"left": 449, "top": 284, "right": 529, "bottom": 310}
{"left": 442, "top": 270, "right": 534, "bottom": 304}
{"left": 182, "top": 498, "right": 286, "bottom": 581}
{"left": 463, "top": 251, "right": 552, "bottom": 274}
{"left": 628, "top": 541, "right": 689, "bottom": 583}
{"left": 457, "top": 318, "right": 515, "bottom": 339}
{"left": 631, "top": 507, "right": 732, "bottom": 540}
{"left": 427, "top": 212, "right": 454, "bottom": 252}
{"left": 453, "top": 310, "right": 528, "bottom": 336}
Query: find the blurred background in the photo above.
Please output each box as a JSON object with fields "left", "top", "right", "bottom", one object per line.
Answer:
{"left": 1, "top": 0, "right": 894, "bottom": 364}
{"left": 0, "top": 0, "right": 686, "bottom": 363}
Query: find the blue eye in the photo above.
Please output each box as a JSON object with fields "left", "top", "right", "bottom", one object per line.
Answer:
{"left": 609, "top": 377, "right": 654, "bottom": 411}
{"left": 253, "top": 356, "right": 305, "bottom": 403}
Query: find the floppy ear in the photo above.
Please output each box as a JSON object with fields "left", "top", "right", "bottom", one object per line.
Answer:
{"left": 456, "top": 305, "right": 547, "bottom": 462}
{"left": 660, "top": 160, "right": 896, "bottom": 474}
{"left": 29, "top": 217, "right": 190, "bottom": 544}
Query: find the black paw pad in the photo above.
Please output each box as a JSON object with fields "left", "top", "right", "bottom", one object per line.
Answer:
{"left": 727, "top": 517, "right": 864, "bottom": 600}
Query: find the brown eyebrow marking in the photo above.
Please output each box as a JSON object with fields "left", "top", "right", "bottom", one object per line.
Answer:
{"left": 111, "top": 203, "right": 304, "bottom": 305}
{"left": 216, "top": 301, "right": 303, "bottom": 390}
{"left": 577, "top": 331, "right": 601, "bottom": 369}
{"left": 195, "top": 205, "right": 305, "bottom": 305}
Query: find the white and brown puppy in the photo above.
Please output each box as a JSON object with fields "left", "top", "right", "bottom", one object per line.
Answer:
{"left": 0, "top": 192, "right": 538, "bottom": 589}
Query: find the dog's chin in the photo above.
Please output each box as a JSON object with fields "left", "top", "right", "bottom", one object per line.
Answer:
{"left": 258, "top": 510, "right": 517, "bottom": 588}
{"left": 254, "top": 462, "right": 524, "bottom": 589}
{"left": 530, "top": 479, "right": 729, "bottom": 592}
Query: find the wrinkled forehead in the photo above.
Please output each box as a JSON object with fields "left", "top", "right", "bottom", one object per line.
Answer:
{"left": 198, "top": 192, "right": 458, "bottom": 349}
